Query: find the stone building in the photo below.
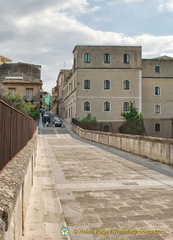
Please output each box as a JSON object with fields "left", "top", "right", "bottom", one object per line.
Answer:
{"left": 56, "top": 45, "right": 173, "bottom": 137}
{"left": 57, "top": 46, "right": 142, "bottom": 120}
{"left": 0, "top": 62, "right": 42, "bottom": 106}
{"left": 142, "top": 56, "right": 173, "bottom": 137}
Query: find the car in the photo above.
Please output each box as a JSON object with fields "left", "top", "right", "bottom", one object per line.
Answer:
{"left": 52, "top": 117, "right": 59, "bottom": 124}
{"left": 42, "top": 114, "right": 50, "bottom": 123}
{"left": 53, "top": 117, "right": 63, "bottom": 127}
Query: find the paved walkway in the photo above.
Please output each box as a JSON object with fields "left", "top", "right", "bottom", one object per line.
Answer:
{"left": 22, "top": 119, "right": 173, "bottom": 240}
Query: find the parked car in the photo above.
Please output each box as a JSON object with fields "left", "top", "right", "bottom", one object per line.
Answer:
{"left": 42, "top": 114, "right": 50, "bottom": 123}
{"left": 53, "top": 117, "right": 63, "bottom": 127}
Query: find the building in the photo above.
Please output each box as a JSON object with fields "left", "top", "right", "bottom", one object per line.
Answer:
{"left": 51, "top": 85, "right": 59, "bottom": 115}
{"left": 57, "top": 46, "right": 142, "bottom": 120}
{"left": 42, "top": 91, "right": 51, "bottom": 111}
{"left": 0, "top": 62, "right": 42, "bottom": 107}
{"left": 56, "top": 45, "right": 173, "bottom": 138}
{"left": 0, "top": 55, "right": 12, "bottom": 65}
{"left": 142, "top": 56, "right": 173, "bottom": 137}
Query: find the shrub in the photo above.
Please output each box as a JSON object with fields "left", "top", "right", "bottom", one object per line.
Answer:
{"left": 81, "top": 113, "right": 97, "bottom": 123}
{"left": 2, "top": 93, "right": 39, "bottom": 120}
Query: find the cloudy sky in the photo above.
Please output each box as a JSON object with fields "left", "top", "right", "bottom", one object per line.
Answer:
{"left": 1, "top": 0, "right": 173, "bottom": 93}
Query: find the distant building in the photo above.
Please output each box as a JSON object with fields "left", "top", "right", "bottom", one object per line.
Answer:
{"left": 56, "top": 45, "right": 173, "bottom": 138}
{"left": 42, "top": 91, "right": 51, "bottom": 111}
{"left": 0, "top": 62, "right": 42, "bottom": 107}
{"left": 51, "top": 85, "right": 59, "bottom": 115}
{"left": 0, "top": 55, "right": 12, "bottom": 65}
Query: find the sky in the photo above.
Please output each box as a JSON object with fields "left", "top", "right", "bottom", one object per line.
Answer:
{"left": 1, "top": 0, "right": 173, "bottom": 93}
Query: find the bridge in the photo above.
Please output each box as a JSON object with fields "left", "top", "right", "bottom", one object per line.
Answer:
{"left": 1, "top": 113, "right": 173, "bottom": 240}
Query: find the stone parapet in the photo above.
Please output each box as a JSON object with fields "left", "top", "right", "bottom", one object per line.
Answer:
{"left": 72, "top": 124, "right": 173, "bottom": 166}
{"left": 0, "top": 131, "right": 37, "bottom": 240}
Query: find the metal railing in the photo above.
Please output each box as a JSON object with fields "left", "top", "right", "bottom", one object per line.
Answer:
{"left": 0, "top": 99, "right": 36, "bottom": 172}
{"left": 72, "top": 118, "right": 146, "bottom": 135}
{"left": 72, "top": 118, "right": 121, "bottom": 132}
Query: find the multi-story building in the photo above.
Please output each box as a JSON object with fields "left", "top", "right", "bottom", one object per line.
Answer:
{"left": 0, "top": 62, "right": 42, "bottom": 107}
{"left": 58, "top": 45, "right": 142, "bottom": 120}
{"left": 42, "top": 91, "right": 51, "bottom": 111}
{"left": 142, "top": 56, "right": 173, "bottom": 137}
{"left": 56, "top": 45, "right": 173, "bottom": 137}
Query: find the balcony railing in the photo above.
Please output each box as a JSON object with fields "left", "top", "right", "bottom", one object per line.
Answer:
{"left": 23, "top": 96, "right": 35, "bottom": 102}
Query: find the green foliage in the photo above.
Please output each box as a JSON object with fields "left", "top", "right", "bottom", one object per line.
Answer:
{"left": 24, "top": 102, "right": 39, "bottom": 120}
{"left": 3, "top": 93, "right": 26, "bottom": 111}
{"left": 2, "top": 93, "right": 39, "bottom": 120}
{"left": 81, "top": 113, "right": 97, "bottom": 123}
{"left": 121, "top": 102, "right": 143, "bottom": 121}
{"left": 119, "top": 102, "right": 145, "bottom": 135}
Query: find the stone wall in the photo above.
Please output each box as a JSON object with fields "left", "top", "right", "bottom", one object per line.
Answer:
{"left": 72, "top": 124, "right": 173, "bottom": 166}
{"left": 0, "top": 131, "right": 37, "bottom": 240}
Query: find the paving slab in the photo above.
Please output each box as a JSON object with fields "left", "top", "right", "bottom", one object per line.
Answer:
{"left": 23, "top": 121, "right": 173, "bottom": 240}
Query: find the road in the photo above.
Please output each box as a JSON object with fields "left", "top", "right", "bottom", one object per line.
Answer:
{"left": 23, "top": 117, "right": 173, "bottom": 240}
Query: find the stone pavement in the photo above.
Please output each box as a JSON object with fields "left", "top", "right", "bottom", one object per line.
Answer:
{"left": 22, "top": 120, "right": 173, "bottom": 240}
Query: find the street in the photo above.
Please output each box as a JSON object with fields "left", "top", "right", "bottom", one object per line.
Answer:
{"left": 23, "top": 119, "right": 173, "bottom": 240}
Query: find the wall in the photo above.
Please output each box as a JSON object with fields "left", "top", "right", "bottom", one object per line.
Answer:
{"left": 75, "top": 68, "right": 141, "bottom": 121}
{"left": 0, "top": 131, "right": 37, "bottom": 240}
{"left": 0, "top": 63, "right": 41, "bottom": 82}
{"left": 2, "top": 83, "right": 41, "bottom": 103}
{"left": 72, "top": 124, "right": 173, "bottom": 166}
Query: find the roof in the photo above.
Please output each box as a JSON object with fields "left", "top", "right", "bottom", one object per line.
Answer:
{"left": 3, "top": 79, "right": 42, "bottom": 84}
{"left": 72, "top": 45, "right": 142, "bottom": 53}
{"left": 152, "top": 55, "right": 173, "bottom": 60}
{"left": 0, "top": 55, "right": 12, "bottom": 63}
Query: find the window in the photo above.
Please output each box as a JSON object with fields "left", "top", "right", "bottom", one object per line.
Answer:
{"left": 104, "top": 80, "right": 110, "bottom": 90}
{"left": 123, "top": 80, "right": 130, "bottom": 90}
{"left": 104, "top": 53, "right": 110, "bottom": 63}
{"left": 124, "top": 54, "right": 130, "bottom": 63}
{"left": 84, "top": 79, "right": 91, "bottom": 89}
{"left": 104, "top": 101, "right": 111, "bottom": 111}
{"left": 84, "top": 101, "right": 90, "bottom": 111}
{"left": 155, "top": 86, "right": 160, "bottom": 95}
{"left": 155, "top": 66, "right": 160, "bottom": 73}
{"left": 155, "top": 123, "right": 160, "bottom": 132}
{"left": 73, "top": 58, "right": 76, "bottom": 69}
{"left": 26, "top": 89, "right": 33, "bottom": 101}
{"left": 123, "top": 102, "right": 130, "bottom": 112}
{"left": 155, "top": 105, "right": 160, "bottom": 114}
{"left": 84, "top": 53, "right": 91, "bottom": 63}
{"left": 8, "top": 88, "right": 16, "bottom": 94}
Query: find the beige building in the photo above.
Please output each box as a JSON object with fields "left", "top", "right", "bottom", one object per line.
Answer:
{"left": 0, "top": 55, "right": 12, "bottom": 65}
{"left": 57, "top": 45, "right": 173, "bottom": 137}
{"left": 58, "top": 46, "right": 142, "bottom": 120}
{"left": 142, "top": 56, "right": 173, "bottom": 137}
{"left": 0, "top": 62, "right": 42, "bottom": 106}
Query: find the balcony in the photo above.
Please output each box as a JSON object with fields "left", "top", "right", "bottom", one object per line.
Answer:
{"left": 23, "top": 96, "right": 35, "bottom": 102}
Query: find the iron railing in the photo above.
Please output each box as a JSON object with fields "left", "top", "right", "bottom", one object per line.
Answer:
{"left": 0, "top": 99, "right": 36, "bottom": 172}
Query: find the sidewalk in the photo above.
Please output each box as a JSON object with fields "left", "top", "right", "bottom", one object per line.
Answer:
{"left": 23, "top": 119, "right": 173, "bottom": 240}
{"left": 22, "top": 125, "right": 70, "bottom": 240}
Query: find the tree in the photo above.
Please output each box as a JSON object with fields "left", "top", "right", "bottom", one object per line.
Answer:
{"left": 24, "top": 102, "right": 39, "bottom": 120}
{"left": 2, "top": 93, "right": 26, "bottom": 111}
{"left": 2, "top": 93, "right": 39, "bottom": 120}
{"left": 81, "top": 113, "right": 97, "bottom": 123}
{"left": 121, "top": 102, "right": 143, "bottom": 121}
{"left": 119, "top": 102, "right": 145, "bottom": 135}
